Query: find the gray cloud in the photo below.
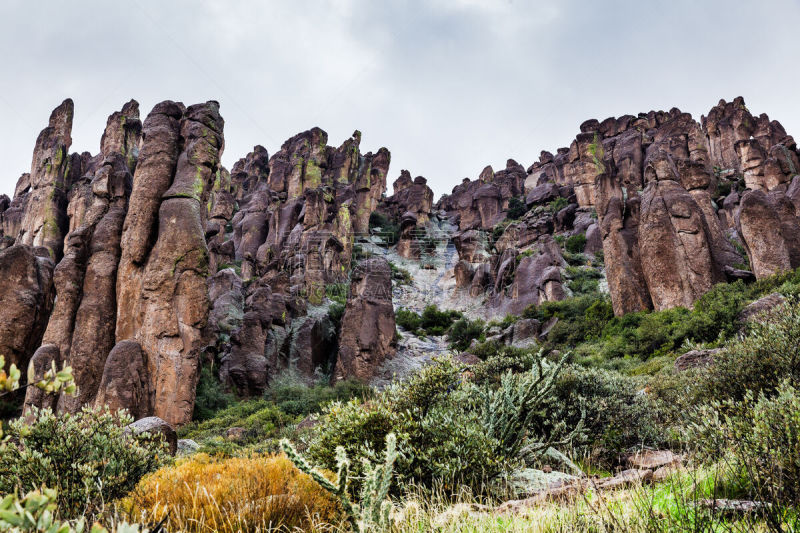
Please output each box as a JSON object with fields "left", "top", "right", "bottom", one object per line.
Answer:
{"left": 1, "top": 0, "right": 799, "bottom": 199}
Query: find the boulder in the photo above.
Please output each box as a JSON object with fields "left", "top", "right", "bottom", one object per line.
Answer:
{"left": 738, "top": 293, "right": 786, "bottom": 324}
{"left": 93, "top": 340, "right": 150, "bottom": 419}
{"left": 177, "top": 439, "right": 200, "bottom": 456}
{"left": 128, "top": 416, "right": 177, "bottom": 455}
{"left": 626, "top": 450, "right": 681, "bottom": 470}
{"left": 674, "top": 348, "right": 720, "bottom": 371}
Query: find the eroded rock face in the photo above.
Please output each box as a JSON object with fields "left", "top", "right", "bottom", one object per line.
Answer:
{"left": 639, "top": 171, "right": 722, "bottom": 311}
{"left": 211, "top": 129, "right": 392, "bottom": 394}
{"left": 15, "top": 100, "right": 74, "bottom": 260}
{"left": 736, "top": 189, "right": 800, "bottom": 278}
{"left": 379, "top": 171, "right": 434, "bottom": 258}
{"left": 116, "top": 101, "right": 224, "bottom": 427}
{"left": 334, "top": 257, "right": 396, "bottom": 382}
{"left": 438, "top": 160, "right": 526, "bottom": 231}
{"left": 0, "top": 245, "right": 54, "bottom": 368}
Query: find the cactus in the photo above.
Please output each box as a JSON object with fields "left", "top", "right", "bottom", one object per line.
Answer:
{"left": 476, "top": 351, "right": 584, "bottom": 464}
{"left": 281, "top": 433, "right": 397, "bottom": 532}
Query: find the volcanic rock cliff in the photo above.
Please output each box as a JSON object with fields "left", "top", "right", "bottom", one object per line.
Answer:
{"left": 438, "top": 97, "right": 800, "bottom": 316}
{"left": 1, "top": 96, "right": 798, "bottom": 427}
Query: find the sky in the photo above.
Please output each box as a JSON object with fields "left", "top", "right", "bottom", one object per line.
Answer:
{"left": 1, "top": 0, "right": 799, "bottom": 200}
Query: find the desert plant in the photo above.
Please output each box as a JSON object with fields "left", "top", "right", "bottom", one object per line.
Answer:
{"left": 128, "top": 453, "right": 342, "bottom": 532}
{"left": 690, "top": 380, "right": 800, "bottom": 508}
{"left": 699, "top": 297, "right": 800, "bottom": 404}
{"left": 282, "top": 433, "right": 398, "bottom": 533}
{"left": 447, "top": 317, "right": 485, "bottom": 352}
{"left": 474, "top": 353, "right": 583, "bottom": 464}
{"left": 0, "top": 407, "right": 165, "bottom": 520}
{"left": 0, "top": 488, "right": 146, "bottom": 533}
{"left": 565, "top": 233, "right": 587, "bottom": 254}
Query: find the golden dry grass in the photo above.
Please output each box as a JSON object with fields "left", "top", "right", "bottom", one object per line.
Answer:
{"left": 125, "top": 453, "right": 344, "bottom": 532}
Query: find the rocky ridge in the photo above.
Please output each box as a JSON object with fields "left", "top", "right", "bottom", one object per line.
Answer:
{"left": 1, "top": 95, "right": 798, "bottom": 430}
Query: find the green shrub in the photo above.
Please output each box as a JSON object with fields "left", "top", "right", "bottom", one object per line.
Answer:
{"left": 0, "top": 406, "right": 165, "bottom": 520}
{"left": 552, "top": 366, "right": 661, "bottom": 463}
{"left": 308, "top": 355, "right": 579, "bottom": 495}
{"left": 396, "top": 305, "right": 463, "bottom": 336}
{"left": 506, "top": 196, "right": 527, "bottom": 220}
{"left": 524, "top": 295, "right": 612, "bottom": 347}
{"left": 565, "top": 265, "right": 602, "bottom": 296}
{"left": 0, "top": 489, "right": 145, "bottom": 532}
{"left": 266, "top": 380, "right": 371, "bottom": 418}
{"left": 691, "top": 380, "right": 800, "bottom": 506}
{"left": 547, "top": 197, "right": 568, "bottom": 214}
{"left": 193, "top": 365, "right": 236, "bottom": 421}
{"left": 395, "top": 307, "right": 422, "bottom": 333}
{"left": 473, "top": 355, "right": 582, "bottom": 463}
{"left": 180, "top": 398, "right": 295, "bottom": 444}
{"left": 699, "top": 298, "right": 800, "bottom": 404}
{"left": 369, "top": 212, "right": 399, "bottom": 246}
{"left": 448, "top": 317, "right": 485, "bottom": 351}
{"left": 565, "top": 233, "right": 587, "bottom": 254}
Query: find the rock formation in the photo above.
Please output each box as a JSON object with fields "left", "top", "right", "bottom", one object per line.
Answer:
{"left": 3, "top": 94, "right": 799, "bottom": 426}
{"left": 378, "top": 170, "right": 434, "bottom": 258}
{"left": 334, "top": 257, "right": 396, "bottom": 382}
{"left": 0, "top": 245, "right": 54, "bottom": 368}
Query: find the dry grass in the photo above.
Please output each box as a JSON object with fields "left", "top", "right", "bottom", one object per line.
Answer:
{"left": 124, "top": 453, "right": 344, "bottom": 532}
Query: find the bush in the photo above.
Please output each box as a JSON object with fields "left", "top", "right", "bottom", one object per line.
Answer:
{"left": 506, "top": 196, "right": 527, "bottom": 220}
{"left": 690, "top": 380, "right": 800, "bottom": 507}
{"left": 420, "top": 305, "right": 462, "bottom": 336}
{"left": 369, "top": 212, "right": 399, "bottom": 246}
{"left": 0, "top": 489, "right": 145, "bottom": 532}
{"left": 128, "top": 453, "right": 343, "bottom": 532}
{"left": 266, "top": 379, "right": 371, "bottom": 418}
{"left": 0, "top": 406, "right": 165, "bottom": 520}
{"left": 396, "top": 305, "right": 463, "bottom": 337}
{"left": 308, "top": 360, "right": 504, "bottom": 493}
{"left": 448, "top": 317, "right": 485, "bottom": 351}
{"left": 699, "top": 297, "right": 800, "bottom": 404}
{"left": 395, "top": 307, "right": 422, "bottom": 333}
{"left": 565, "top": 233, "right": 587, "bottom": 254}
{"left": 193, "top": 365, "right": 235, "bottom": 421}
{"left": 552, "top": 366, "right": 661, "bottom": 463}
{"left": 565, "top": 265, "right": 602, "bottom": 296}
{"left": 547, "top": 197, "right": 568, "bottom": 213}
{"left": 308, "top": 355, "right": 580, "bottom": 495}
{"left": 524, "top": 295, "right": 612, "bottom": 347}
{"left": 179, "top": 398, "right": 295, "bottom": 445}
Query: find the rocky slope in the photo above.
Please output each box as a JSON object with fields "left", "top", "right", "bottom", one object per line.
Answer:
{"left": 1, "top": 95, "right": 798, "bottom": 429}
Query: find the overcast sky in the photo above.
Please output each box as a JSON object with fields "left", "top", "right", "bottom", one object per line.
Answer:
{"left": 1, "top": 0, "right": 799, "bottom": 199}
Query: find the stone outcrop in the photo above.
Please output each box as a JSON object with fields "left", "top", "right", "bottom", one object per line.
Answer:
{"left": 0, "top": 245, "right": 54, "bottom": 368}
{"left": 14, "top": 99, "right": 75, "bottom": 260}
{"left": 736, "top": 189, "right": 800, "bottom": 278}
{"left": 115, "top": 101, "right": 224, "bottom": 427}
{"left": 378, "top": 170, "right": 434, "bottom": 258}
{"left": 210, "top": 129, "right": 392, "bottom": 394}
{"left": 438, "top": 160, "right": 526, "bottom": 231}
{"left": 334, "top": 257, "right": 396, "bottom": 382}
{"left": 5, "top": 94, "right": 800, "bottom": 426}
